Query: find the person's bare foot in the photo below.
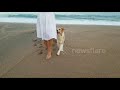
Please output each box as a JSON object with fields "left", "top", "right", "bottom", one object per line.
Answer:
{"left": 46, "top": 53, "right": 52, "bottom": 60}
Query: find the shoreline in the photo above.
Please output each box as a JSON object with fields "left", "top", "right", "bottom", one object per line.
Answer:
{"left": 1, "top": 22, "right": 120, "bottom": 27}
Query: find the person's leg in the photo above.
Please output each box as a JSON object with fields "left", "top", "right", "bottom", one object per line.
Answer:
{"left": 46, "top": 39, "right": 53, "bottom": 59}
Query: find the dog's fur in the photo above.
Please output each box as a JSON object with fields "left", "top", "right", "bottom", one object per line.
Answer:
{"left": 56, "top": 28, "right": 65, "bottom": 56}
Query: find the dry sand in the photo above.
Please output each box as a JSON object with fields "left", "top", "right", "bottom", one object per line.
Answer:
{"left": 0, "top": 23, "right": 120, "bottom": 78}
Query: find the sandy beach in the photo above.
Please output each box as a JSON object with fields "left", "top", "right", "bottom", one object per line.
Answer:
{"left": 0, "top": 23, "right": 120, "bottom": 78}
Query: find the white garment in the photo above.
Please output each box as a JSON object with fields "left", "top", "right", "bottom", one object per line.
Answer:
{"left": 36, "top": 12, "right": 57, "bottom": 40}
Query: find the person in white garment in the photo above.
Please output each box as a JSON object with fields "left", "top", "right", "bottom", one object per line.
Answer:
{"left": 37, "top": 12, "right": 57, "bottom": 59}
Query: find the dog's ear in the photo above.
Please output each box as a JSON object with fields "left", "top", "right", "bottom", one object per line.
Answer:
{"left": 61, "top": 28, "right": 64, "bottom": 33}
{"left": 61, "top": 27, "right": 64, "bottom": 30}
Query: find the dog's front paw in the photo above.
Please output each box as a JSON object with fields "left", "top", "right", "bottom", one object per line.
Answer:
{"left": 57, "top": 52, "right": 60, "bottom": 56}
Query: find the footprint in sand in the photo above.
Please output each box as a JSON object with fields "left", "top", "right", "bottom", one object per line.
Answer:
{"left": 38, "top": 50, "right": 43, "bottom": 55}
{"left": 32, "top": 39, "right": 37, "bottom": 42}
{"left": 33, "top": 43, "right": 37, "bottom": 47}
{"left": 38, "top": 46, "right": 43, "bottom": 48}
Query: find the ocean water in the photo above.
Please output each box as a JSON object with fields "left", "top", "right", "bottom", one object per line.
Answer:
{"left": 0, "top": 12, "right": 120, "bottom": 26}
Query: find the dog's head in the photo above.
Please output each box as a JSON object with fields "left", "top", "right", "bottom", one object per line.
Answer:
{"left": 57, "top": 28, "right": 65, "bottom": 35}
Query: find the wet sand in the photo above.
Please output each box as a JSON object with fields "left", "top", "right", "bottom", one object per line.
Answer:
{"left": 0, "top": 23, "right": 120, "bottom": 78}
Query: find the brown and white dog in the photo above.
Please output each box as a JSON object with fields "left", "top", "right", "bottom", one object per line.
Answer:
{"left": 56, "top": 28, "right": 65, "bottom": 56}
